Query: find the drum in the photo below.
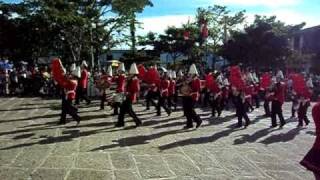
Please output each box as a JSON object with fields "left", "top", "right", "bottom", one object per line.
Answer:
{"left": 180, "top": 84, "right": 191, "bottom": 96}
{"left": 113, "top": 93, "right": 125, "bottom": 103}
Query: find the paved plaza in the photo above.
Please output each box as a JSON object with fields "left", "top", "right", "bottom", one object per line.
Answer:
{"left": 0, "top": 97, "right": 316, "bottom": 180}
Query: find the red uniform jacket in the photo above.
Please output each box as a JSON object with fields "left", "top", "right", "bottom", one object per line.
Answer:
{"left": 205, "top": 73, "right": 220, "bottom": 94}
{"left": 79, "top": 69, "right": 89, "bottom": 89}
{"left": 273, "top": 83, "right": 285, "bottom": 104}
{"left": 61, "top": 79, "right": 77, "bottom": 100}
{"left": 127, "top": 77, "right": 140, "bottom": 103}
{"left": 191, "top": 78, "right": 201, "bottom": 102}
{"left": 312, "top": 102, "right": 320, "bottom": 149}
{"left": 160, "top": 79, "right": 170, "bottom": 97}
{"left": 169, "top": 80, "right": 176, "bottom": 96}
{"left": 116, "top": 74, "right": 126, "bottom": 93}
{"left": 245, "top": 85, "right": 254, "bottom": 96}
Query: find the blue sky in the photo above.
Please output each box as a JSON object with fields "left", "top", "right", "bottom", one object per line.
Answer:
{"left": 3, "top": 0, "right": 320, "bottom": 34}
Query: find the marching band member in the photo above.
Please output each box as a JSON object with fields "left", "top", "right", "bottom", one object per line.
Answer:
{"left": 181, "top": 64, "right": 202, "bottom": 129}
{"left": 51, "top": 59, "right": 80, "bottom": 125}
{"left": 229, "top": 66, "right": 250, "bottom": 128}
{"left": 75, "top": 61, "right": 91, "bottom": 105}
{"left": 98, "top": 66, "right": 112, "bottom": 110}
{"left": 157, "top": 71, "right": 171, "bottom": 116}
{"left": 232, "top": 87, "right": 251, "bottom": 128}
{"left": 300, "top": 97, "right": 320, "bottom": 179}
{"left": 113, "top": 63, "right": 126, "bottom": 115}
{"left": 145, "top": 65, "right": 160, "bottom": 111}
{"left": 116, "top": 63, "right": 142, "bottom": 127}
{"left": 270, "top": 79, "right": 286, "bottom": 128}
{"left": 298, "top": 95, "right": 311, "bottom": 127}
{"left": 168, "top": 71, "right": 177, "bottom": 111}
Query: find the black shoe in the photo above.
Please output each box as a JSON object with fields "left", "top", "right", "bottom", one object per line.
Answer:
{"left": 236, "top": 124, "right": 243, "bottom": 128}
{"left": 270, "top": 124, "right": 278, "bottom": 128}
{"left": 58, "top": 121, "right": 66, "bottom": 125}
{"left": 135, "top": 122, "right": 142, "bottom": 128}
{"left": 305, "top": 120, "right": 310, "bottom": 126}
{"left": 297, "top": 123, "right": 303, "bottom": 128}
{"left": 146, "top": 108, "right": 150, "bottom": 110}
{"left": 280, "top": 122, "right": 286, "bottom": 128}
{"left": 245, "top": 121, "right": 251, "bottom": 128}
{"left": 115, "top": 124, "right": 124, "bottom": 127}
{"left": 86, "top": 100, "right": 91, "bottom": 105}
{"left": 183, "top": 125, "right": 193, "bottom": 129}
{"left": 196, "top": 119, "right": 202, "bottom": 128}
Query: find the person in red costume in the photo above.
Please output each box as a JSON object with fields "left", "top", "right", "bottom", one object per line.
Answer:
{"left": 157, "top": 72, "right": 171, "bottom": 116}
{"left": 253, "top": 82, "right": 260, "bottom": 108}
{"left": 112, "top": 63, "right": 126, "bottom": 115}
{"left": 75, "top": 61, "right": 91, "bottom": 105}
{"left": 244, "top": 84, "right": 254, "bottom": 112}
{"left": 116, "top": 63, "right": 142, "bottom": 128}
{"left": 145, "top": 65, "right": 160, "bottom": 111}
{"left": 300, "top": 97, "right": 320, "bottom": 179}
{"left": 203, "top": 71, "right": 213, "bottom": 107}
{"left": 51, "top": 58, "right": 80, "bottom": 125}
{"left": 297, "top": 95, "right": 310, "bottom": 127}
{"left": 270, "top": 79, "right": 286, "bottom": 128}
{"left": 182, "top": 64, "right": 202, "bottom": 129}
{"left": 98, "top": 66, "right": 112, "bottom": 110}
{"left": 208, "top": 72, "right": 222, "bottom": 117}
{"left": 168, "top": 71, "right": 177, "bottom": 111}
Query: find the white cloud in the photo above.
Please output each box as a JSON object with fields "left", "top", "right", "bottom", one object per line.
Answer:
{"left": 137, "top": 15, "right": 195, "bottom": 35}
{"left": 213, "top": 0, "right": 301, "bottom": 7}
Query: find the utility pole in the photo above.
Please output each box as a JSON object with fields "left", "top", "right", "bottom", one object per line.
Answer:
{"left": 223, "top": 16, "right": 228, "bottom": 44}
{"left": 90, "top": 25, "right": 94, "bottom": 69}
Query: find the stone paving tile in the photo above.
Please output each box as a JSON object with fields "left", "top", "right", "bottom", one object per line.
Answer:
{"left": 11, "top": 147, "right": 51, "bottom": 169}
{"left": 194, "top": 175, "right": 233, "bottom": 180}
{"left": 66, "top": 169, "right": 113, "bottom": 180}
{"left": 75, "top": 152, "right": 112, "bottom": 170}
{"left": 51, "top": 140, "right": 80, "bottom": 156}
{"left": 110, "top": 152, "right": 135, "bottom": 170}
{"left": 265, "top": 170, "right": 303, "bottom": 180}
{"left": 41, "top": 155, "right": 74, "bottom": 169}
{"left": 163, "top": 154, "right": 201, "bottom": 177}
{"left": 0, "top": 167, "right": 30, "bottom": 180}
{"left": 114, "top": 170, "right": 140, "bottom": 180}
{"left": 79, "top": 136, "right": 103, "bottom": 152}
{"left": 134, "top": 155, "right": 174, "bottom": 179}
{"left": 31, "top": 168, "right": 67, "bottom": 180}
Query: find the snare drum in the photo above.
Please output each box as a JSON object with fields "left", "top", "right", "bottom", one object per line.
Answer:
{"left": 113, "top": 93, "right": 125, "bottom": 103}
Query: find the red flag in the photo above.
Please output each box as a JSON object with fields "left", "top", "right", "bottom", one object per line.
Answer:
{"left": 201, "top": 22, "right": 208, "bottom": 39}
{"left": 144, "top": 67, "right": 160, "bottom": 86}
{"left": 183, "top": 31, "right": 190, "bottom": 40}
{"left": 229, "top": 66, "right": 245, "bottom": 91}
{"left": 291, "top": 73, "right": 311, "bottom": 99}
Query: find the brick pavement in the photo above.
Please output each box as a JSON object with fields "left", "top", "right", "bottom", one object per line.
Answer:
{"left": 0, "top": 97, "right": 316, "bottom": 180}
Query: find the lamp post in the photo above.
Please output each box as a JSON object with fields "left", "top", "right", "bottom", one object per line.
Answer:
{"left": 90, "top": 24, "right": 95, "bottom": 69}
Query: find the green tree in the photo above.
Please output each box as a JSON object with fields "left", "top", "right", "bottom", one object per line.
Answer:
{"left": 111, "top": 0, "right": 153, "bottom": 54}
{"left": 220, "top": 15, "right": 305, "bottom": 69}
